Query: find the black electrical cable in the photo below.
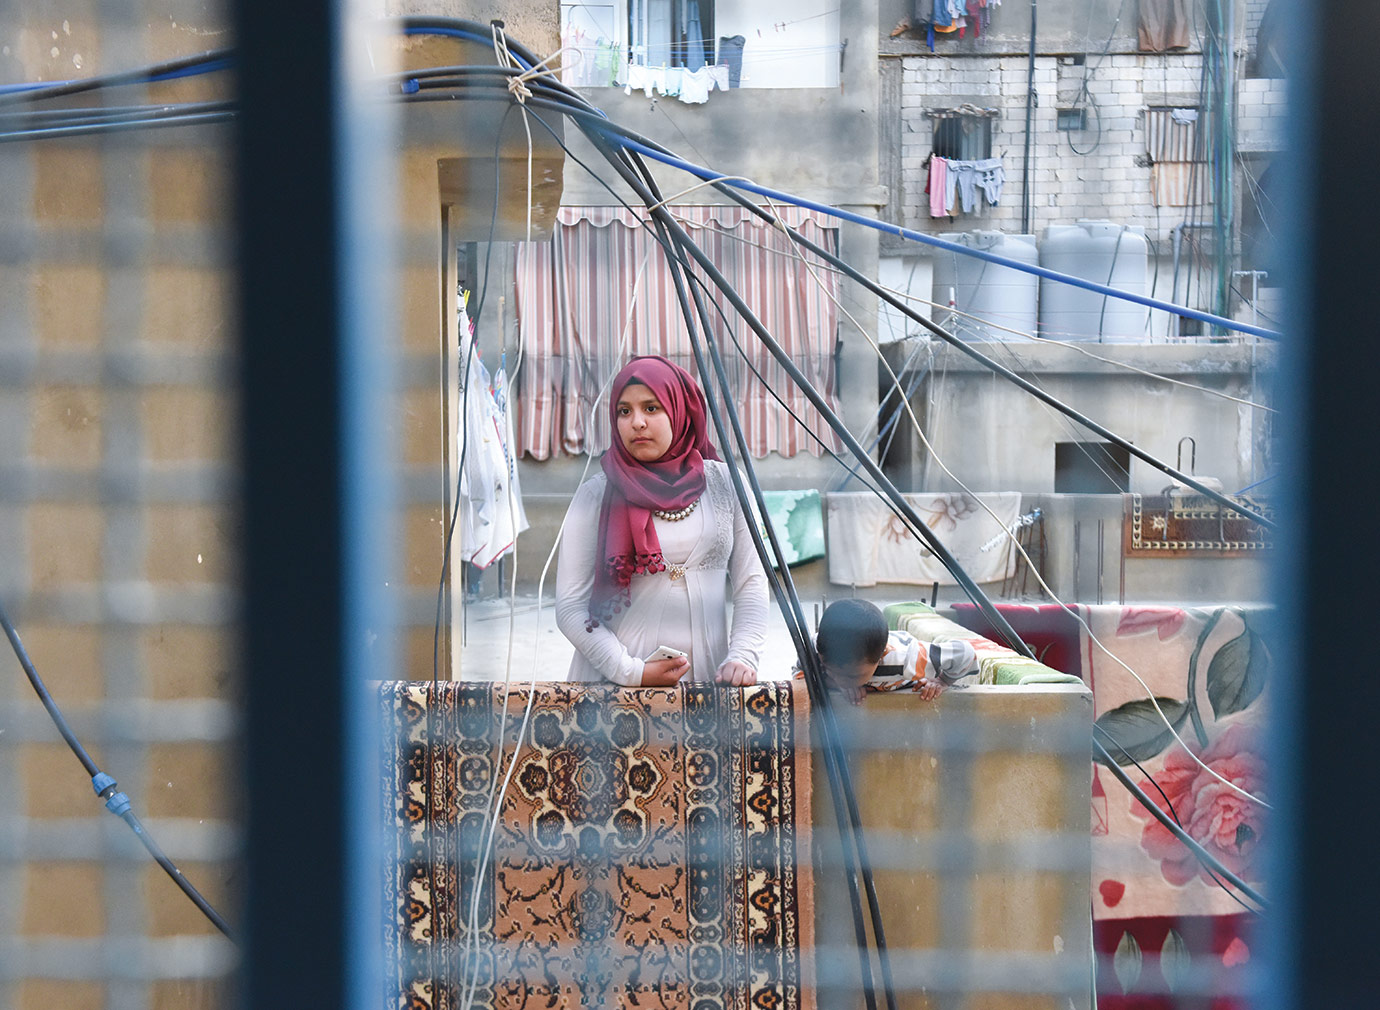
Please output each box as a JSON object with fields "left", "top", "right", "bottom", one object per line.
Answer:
{"left": 0, "top": 99, "right": 234, "bottom": 128}
{"left": 601, "top": 189, "right": 1038, "bottom": 658}
{"left": 499, "top": 99, "right": 891, "bottom": 1005}
{"left": 659, "top": 218, "right": 885, "bottom": 1010}
{"left": 610, "top": 125, "right": 1085, "bottom": 1010}
{"left": 837, "top": 340, "right": 931, "bottom": 492}
{"left": 506, "top": 101, "right": 900, "bottom": 514}
{"left": 480, "top": 85, "right": 1275, "bottom": 510}
{"left": 0, "top": 109, "right": 235, "bottom": 144}
{"left": 488, "top": 87, "right": 1273, "bottom": 932}
{"left": 642, "top": 200, "right": 894, "bottom": 1010}
{"left": 396, "top": 70, "right": 1277, "bottom": 938}
{"left": 480, "top": 98, "right": 883, "bottom": 1004}
{"left": 0, "top": 600, "right": 235, "bottom": 939}
{"left": 552, "top": 106, "right": 899, "bottom": 1008}
{"left": 393, "top": 80, "right": 1276, "bottom": 530}
{"left": 403, "top": 76, "right": 1038, "bottom": 657}
{"left": 0, "top": 49, "right": 232, "bottom": 106}
{"left": 687, "top": 175, "right": 1276, "bottom": 530}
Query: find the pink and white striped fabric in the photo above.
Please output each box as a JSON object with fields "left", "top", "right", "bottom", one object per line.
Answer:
{"left": 512, "top": 205, "right": 843, "bottom": 460}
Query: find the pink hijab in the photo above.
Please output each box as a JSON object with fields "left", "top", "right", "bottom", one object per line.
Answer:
{"left": 588, "top": 356, "right": 719, "bottom": 629}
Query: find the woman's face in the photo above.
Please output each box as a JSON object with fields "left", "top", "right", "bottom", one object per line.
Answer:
{"left": 616, "top": 382, "right": 673, "bottom": 462}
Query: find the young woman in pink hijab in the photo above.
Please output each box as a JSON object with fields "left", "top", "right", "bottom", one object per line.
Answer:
{"left": 555, "top": 355, "right": 768, "bottom": 686}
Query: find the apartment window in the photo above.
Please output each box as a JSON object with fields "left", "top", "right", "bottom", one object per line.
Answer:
{"left": 627, "top": 0, "right": 715, "bottom": 69}
{"left": 929, "top": 107, "right": 995, "bottom": 160}
{"left": 1055, "top": 441, "right": 1132, "bottom": 494}
{"left": 1056, "top": 107, "right": 1088, "bottom": 131}
{"left": 1143, "top": 106, "right": 1213, "bottom": 208}
{"left": 560, "top": 0, "right": 842, "bottom": 90}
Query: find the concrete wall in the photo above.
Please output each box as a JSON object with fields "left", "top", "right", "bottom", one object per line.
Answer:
{"left": 816, "top": 684, "right": 1094, "bottom": 1010}
{"left": 889, "top": 52, "right": 1287, "bottom": 241}
{"left": 882, "top": 338, "right": 1276, "bottom": 495}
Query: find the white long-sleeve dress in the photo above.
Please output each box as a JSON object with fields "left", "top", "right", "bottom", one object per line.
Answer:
{"left": 555, "top": 460, "right": 769, "bottom": 686}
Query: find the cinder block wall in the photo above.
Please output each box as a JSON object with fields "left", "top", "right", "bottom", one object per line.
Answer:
{"left": 896, "top": 54, "right": 1286, "bottom": 238}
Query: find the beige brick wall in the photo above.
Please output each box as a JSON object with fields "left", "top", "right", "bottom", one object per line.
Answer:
{"left": 0, "top": 12, "right": 453, "bottom": 1010}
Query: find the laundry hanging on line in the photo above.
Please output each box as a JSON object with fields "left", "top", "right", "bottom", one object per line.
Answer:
{"left": 927, "top": 155, "right": 1006, "bottom": 215}
{"left": 457, "top": 290, "right": 529, "bottom": 569}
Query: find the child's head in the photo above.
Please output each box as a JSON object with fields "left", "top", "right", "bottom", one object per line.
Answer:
{"left": 815, "top": 599, "right": 888, "bottom": 691}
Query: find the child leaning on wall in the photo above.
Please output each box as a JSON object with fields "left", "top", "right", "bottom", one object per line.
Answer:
{"left": 802, "top": 599, "right": 978, "bottom": 704}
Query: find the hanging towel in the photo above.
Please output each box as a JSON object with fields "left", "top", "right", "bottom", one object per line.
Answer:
{"left": 759, "top": 489, "right": 826, "bottom": 568}
{"left": 458, "top": 298, "right": 529, "bottom": 569}
{"left": 928, "top": 156, "right": 951, "bottom": 217}
{"left": 718, "top": 34, "right": 746, "bottom": 87}
{"left": 825, "top": 491, "right": 1022, "bottom": 586}
{"left": 1138, "top": 0, "right": 1191, "bottom": 52}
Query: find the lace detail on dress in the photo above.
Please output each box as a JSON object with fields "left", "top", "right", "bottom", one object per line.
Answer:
{"left": 699, "top": 462, "right": 736, "bottom": 569}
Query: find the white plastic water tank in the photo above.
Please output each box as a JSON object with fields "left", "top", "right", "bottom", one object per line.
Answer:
{"left": 931, "top": 231, "right": 1038, "bottom": 341}
{"left": 1038, "top": 221, "right": 1149, "bottom": 342}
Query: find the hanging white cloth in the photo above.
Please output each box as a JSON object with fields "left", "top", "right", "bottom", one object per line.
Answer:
{"left": 457, "top": 295, "right": 529, "bottom": 569}
{"left": 825, "top": 491, "right": 1022, "bottom": 586}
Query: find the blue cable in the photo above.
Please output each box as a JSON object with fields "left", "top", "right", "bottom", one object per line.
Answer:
{"left": 151, "top": 57, "right": 233, "bottom": 81}
{"left": 602, "top": 131, "right": 1282, "bottom": 342}
{"left": 1234, "top": 473, "right": 1277, "bottom": 495}
{"left": 0, "top": 53, "right": 232, "bottom": 97}
{"left": 396, "top": 25, "right": 609, "bottom": 119}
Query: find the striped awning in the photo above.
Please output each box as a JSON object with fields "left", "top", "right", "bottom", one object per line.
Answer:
{"left": 1144, "top": 108, "right": 1214, "bottom": 208}
{"left": 513, "top": 205, "right": 843, "bottom": 459}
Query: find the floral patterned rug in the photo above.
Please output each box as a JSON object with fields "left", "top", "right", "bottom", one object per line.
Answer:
{"left": 380, "top": 681, "right": 814, "bottom": 1010}
{"left": 952, "top": 602, "right": 1269, "bottom": 1008}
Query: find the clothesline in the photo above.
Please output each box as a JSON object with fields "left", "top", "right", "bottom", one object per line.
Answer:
{"left": 927, "top": 155, "right": 1006, "bottom": 216}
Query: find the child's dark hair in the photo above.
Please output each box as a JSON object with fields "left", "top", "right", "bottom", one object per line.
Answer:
{"left": 815, "top": 599, "right": 888, "bottom": 666}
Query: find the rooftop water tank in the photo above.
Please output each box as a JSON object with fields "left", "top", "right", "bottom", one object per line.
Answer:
{"left": 1039, "top": 221, "right": 1148, "bottom": 342}
{"left": 931, "top": 231, "right": 1038, "bottom": 341}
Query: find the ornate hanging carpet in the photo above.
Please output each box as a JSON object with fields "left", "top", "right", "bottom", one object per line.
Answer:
{"left": 380, "top": 681, "right": 814, "bottom": 1010}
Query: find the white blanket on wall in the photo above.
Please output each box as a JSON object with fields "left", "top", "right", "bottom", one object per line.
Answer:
{"left": 825, "top": 492, "right": 1023, "bottom": 587}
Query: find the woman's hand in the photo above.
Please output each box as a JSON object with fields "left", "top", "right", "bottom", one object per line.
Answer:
{"left": 715, "top": 660, "right": 757, "bottom": 686}
{"left": 641, "top": 655, "right": 690, "bottom": 687}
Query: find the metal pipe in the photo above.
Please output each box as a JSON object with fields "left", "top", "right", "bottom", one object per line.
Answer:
{"left": 1021, "top": 0, "right": 1038, "bottom": 234}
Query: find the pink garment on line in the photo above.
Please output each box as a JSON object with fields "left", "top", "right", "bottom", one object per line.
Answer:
{"left": 929, "top": 156, "right": 951, "bottom": 217}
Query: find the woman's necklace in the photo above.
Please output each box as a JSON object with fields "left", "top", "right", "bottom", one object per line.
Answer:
{"left": 653, "top": 496, "right": 700, "bottom": 522}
